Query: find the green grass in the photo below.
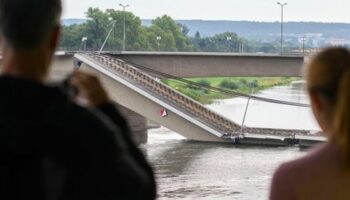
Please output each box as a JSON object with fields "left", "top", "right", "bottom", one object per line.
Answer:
{"left": 162, "top": 77, "right": 300, "bottom": 104}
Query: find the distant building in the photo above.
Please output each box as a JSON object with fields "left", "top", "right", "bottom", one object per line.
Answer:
{"left": 325, "top": 38, "right": 350, "bottom": 46}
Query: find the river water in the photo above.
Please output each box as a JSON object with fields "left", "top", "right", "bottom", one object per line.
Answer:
{"left": 143, "top": 84, "right": 322, "bottom": 200}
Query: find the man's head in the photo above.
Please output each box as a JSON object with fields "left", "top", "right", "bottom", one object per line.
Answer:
{"left": 0, "top": 0, "right": 62, "bottom": 49}
{"left": 0, "top": 0, "right": 62, "bottom": 81}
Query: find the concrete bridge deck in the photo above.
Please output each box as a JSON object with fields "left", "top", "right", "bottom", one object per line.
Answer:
{"left": 75, "top": 53, "right": 319, "bottom": 145}
{"left": 1, "top": 51, "right": 307, "bottom": 78}
{"left": 107, "top": 51, "right": 306, "bottom": 78}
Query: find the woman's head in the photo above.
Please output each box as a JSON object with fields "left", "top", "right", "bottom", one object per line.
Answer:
{"left": 306, "top": 47, "right": 350, "bottom": 158}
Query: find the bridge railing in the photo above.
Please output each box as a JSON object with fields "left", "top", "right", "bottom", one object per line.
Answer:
{"left": 81, "top": 52, "right": 241, "bottom": 134}
{"left": 79, "top": 52, "right": 312, "bottom": 137}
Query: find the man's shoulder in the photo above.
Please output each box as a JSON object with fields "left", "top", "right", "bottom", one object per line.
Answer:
{"left": 50, "top": 90, "right": 127, "bottom": 150}
{"left": 51, "top": 93, "right": 110, "bottom": 130}
{"left": 35, "top": 85, "right": 114, "bottom": 134}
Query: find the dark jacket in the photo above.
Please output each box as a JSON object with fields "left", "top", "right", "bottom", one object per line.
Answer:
{"left": 0, "top": 76, "right": 156, "bottom": 200}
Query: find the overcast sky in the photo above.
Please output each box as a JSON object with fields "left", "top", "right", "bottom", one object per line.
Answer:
{"left": 62, "top": 0, "right": 349, "bottom": 23}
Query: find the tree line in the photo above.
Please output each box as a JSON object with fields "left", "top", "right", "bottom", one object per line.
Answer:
{"left": 59, "top": 8, "right": 279, "bottom": 53}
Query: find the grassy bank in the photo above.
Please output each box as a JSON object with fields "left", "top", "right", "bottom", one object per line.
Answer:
{"left": 162, "top": 77, "right": 300, "bottom": 104}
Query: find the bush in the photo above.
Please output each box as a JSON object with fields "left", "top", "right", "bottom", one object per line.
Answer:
{"left": 219, "top": 79, "right": 239, "bottom": 90}
{"left": 198, "top": 79, "right": 211, "bottom": 87}
{"left": 248, "top": 80, "right": 259, "bottom": 88}
{"left": 183, "top": 88, "right": 205, "bottom": 101}
{"left": 197, "top": 79, "right": 211, "bottom": 93}
{"left": 189, "top": 79, "right": 211, "bottom": 93}
{"left": 239, "top": 79, "right": 247, "bottom": 85}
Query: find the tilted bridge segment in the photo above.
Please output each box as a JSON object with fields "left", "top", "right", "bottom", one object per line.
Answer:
{"left": 75, "top": 52, "right": 321, "bottom": 146}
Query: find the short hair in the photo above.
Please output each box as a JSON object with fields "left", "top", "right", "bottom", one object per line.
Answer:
{"left": 0, "top": 0, "right": 62, "bottom": 48}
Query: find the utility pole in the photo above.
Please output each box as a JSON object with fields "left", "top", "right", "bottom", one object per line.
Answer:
{"left": 119, "top": 3, "right": 129, "bottom": 52}
{"left": 277, "top": 2, "right": 287, "bottom": 54}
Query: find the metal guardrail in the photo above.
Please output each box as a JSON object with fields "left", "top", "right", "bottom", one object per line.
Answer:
{"left": 79, "top": 52, "right": 315, "bottom": 139}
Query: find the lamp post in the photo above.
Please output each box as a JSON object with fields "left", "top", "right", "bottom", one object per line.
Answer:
{"left": 156, "top": 36, "right": 162, "bottom": 51}
{"left": 277, "top": 2, "right": 287, "bottom": 54}
{"left": 239, "top": 39, "right": 244, "bottom": 53}
{"left": 79, "top": 37, "right": 88, "bottom": 51}
{"left": 119, "top": 3, "right": 129, "bottom": 52}
{"left": 226, "top": 36, "right": 232, "bottom": 52}
{"left": 301, "top": 36, "right": 307, "bottom": 54}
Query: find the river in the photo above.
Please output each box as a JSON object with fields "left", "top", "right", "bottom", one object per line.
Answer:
{"left": 142, "top": 84, "right": 322, "bottom": 200}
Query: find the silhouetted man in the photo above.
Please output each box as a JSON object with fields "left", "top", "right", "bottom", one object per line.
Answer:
{"left": 0, "top": 0, "right": 156, "bottom": 199}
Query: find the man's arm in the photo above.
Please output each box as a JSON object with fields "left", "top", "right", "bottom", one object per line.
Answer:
{"left": 68, "top": 71, "right": 156, "bottom": 199}
{"left": 92, "top": 103, "right": 157, "bottom": 197}
{"left": 63, "top": 109, "right": 155, "bottom": 200}
{"left": 96, "top": 102, "right": 156, "bottom": 177}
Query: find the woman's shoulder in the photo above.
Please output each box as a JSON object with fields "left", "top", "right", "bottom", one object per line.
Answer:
{"left": 270, "top": 142, "right": 337, "bottom": 199}
{"left": 271, "top": 142, "right": 341, "bottom": 198}
{"left": 276, "top": 142, "right": 337, "bottom": 176}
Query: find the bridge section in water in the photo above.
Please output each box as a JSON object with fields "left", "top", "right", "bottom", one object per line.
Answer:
{"left": 75, "top": 52, "right": 322, "bottom": 146}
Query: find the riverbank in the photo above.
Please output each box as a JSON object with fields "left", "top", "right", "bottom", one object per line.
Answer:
{"left": 162, "top": 77, "right": 300, "bottom": 104}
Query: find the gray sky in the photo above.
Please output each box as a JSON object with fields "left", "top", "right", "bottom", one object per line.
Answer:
{"left": 62, "top": 0, "right": 349, "bottom": 22}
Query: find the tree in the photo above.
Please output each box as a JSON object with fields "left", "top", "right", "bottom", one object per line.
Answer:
{"left": 257, "top": 42, "right": 278, "bottom": 53}
{"left": 106, "top": 9, "right": 145, "bottom": 51}
{"left": 145, "top": 25, "right": 176, "bottom": 51}
{"left": 195, "top": 31, "right": 201, "bottom": 39}
{"left": 152, "top": 15, "right": 193, "bottom": 51}
{"left": 60, "top": 24, "right": 86, "bottom": 50}
{"left": 59, "top": 8, "right": 266, "bottom": 53}
{"left": 84, "top": 8, "right": 110, "bottom": 50}
{"left": 212, "top": 32, "right": 240, "bottom": 52}
{"left": 60, "top": 8, "right": 152, "bottom": 51}
{"left": 191, "top": 32, "right": 241, "bottom": 52}
{"left": 178, "top": 23, "right": 190, "bottom": 36}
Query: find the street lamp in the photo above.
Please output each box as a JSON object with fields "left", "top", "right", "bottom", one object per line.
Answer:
{"left": 226, "top": 36, "right": 232, "bottom": 52}
{"left": 79, "top": 37, "right": 88, "bottom": 51}
{"left": 301, "top": 36, "right": 307, "bottom": 54}
{"left": 156, "top": 36, "right": 162, "bottom": 51}
{"left": 277, "top": 2, "right": 287, "bottom": 54}
{"left": 119, "top": 3, "right": 129, "bottom": 52}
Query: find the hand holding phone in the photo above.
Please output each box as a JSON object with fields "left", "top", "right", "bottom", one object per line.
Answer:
{"left": 68, "top": 71, "right": 110, "bottom": 107}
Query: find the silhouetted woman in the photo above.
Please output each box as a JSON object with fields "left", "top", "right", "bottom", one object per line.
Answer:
{"left": 270, "top": 47, "right": 350, "bottom": 200}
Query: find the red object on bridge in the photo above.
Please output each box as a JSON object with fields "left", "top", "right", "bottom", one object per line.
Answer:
{"left": 160, "top": 108, "right": 168, "bottom": 117}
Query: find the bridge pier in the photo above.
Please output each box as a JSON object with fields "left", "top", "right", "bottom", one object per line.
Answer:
{"left": 117, "top": 104, "right": 149, "bottom": 145}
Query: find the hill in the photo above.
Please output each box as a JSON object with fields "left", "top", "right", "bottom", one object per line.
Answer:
{"left": 177, "top": 20, "right": 350, "bottom": 39}
{"left": 62, "top": 18, "right": 86, "bottom": 26}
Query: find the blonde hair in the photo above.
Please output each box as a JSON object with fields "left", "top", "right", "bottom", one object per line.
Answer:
{"left": 306, "top": 47, "right": 350, "bottom": 161}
